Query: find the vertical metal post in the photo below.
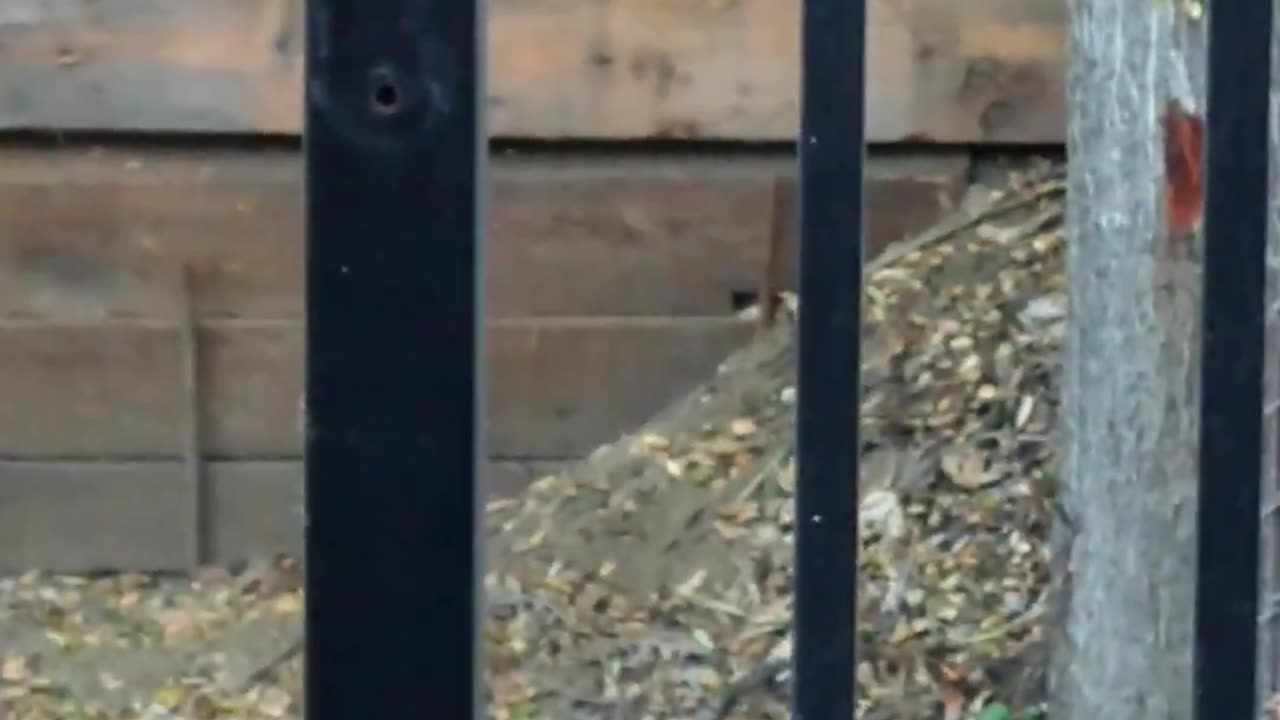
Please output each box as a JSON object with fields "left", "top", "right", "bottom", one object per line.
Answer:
{"left": 304, "top": 1, "right": 485, "bottom": 718}
{"left": 793, "top": 0, "right": 864, "bottom": 715}
{"left": 1194, "top": 0, "right": 1271, "bottom": 716}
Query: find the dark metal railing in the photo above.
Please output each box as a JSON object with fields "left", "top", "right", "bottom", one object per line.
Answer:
{"left": 792, "top": 0, "right": 865, "bottom": 716}
{"left": 302, "top": 0, "right": 1273, "bottom": 717}
{"left": 1194, "top": 0, "right": 1272, "bottom": 717}
{"left": 304, "top": 1, "right": 485, "bottom": 718}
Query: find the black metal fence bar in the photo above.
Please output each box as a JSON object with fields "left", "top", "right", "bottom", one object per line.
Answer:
{"left": 1194, "top": 0, "right": 1272, "bottom": 716}
{"left": 793, "top": 0, "right": 866, "bottom": 716}
{"left": 304, "top": 1, "right": 485, "bottom": 718}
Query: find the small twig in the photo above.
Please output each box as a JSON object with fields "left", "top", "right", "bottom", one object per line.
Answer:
{"left": 711, "top": 656, "right": 790, "bottom": 720}
{"left": 676, "top": 591, "right": 749, "bottom": 618}
{"left": 237, "top": 633, "right": 304, "bottom": 689}
{"left": 732, "top": 447, "right": 789, "bottom": 504}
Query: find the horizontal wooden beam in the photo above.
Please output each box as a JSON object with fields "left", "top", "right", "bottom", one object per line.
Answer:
{"left": 0, "top": 317, "right": 753, "bottom": 459}
{"left": 0, "top": 0, "right": 1067, "bottom": 142}
{"left": 0, "top": 145, "right": 968, "bottom": 319}
{"left": 0, "top": 460, "right": 555, "bottom": 572}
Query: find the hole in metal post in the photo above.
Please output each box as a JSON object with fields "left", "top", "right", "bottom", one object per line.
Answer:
{"left": 369, "top": 68, "right": 402, "bottom": 115}
{"left": 371, "top": 81, "right": 400, "bottom": 114}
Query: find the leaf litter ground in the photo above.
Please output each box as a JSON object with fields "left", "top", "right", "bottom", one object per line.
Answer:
{"left": 0, "top": 164, "right": 1066, "bottom": 720}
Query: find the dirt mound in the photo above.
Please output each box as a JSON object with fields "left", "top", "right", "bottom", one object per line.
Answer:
{"left": 0, "top": 164, "right": 1066, "bottom": 720}
{"left": 484, "top": 165, "right": 1066, "bottom": 720}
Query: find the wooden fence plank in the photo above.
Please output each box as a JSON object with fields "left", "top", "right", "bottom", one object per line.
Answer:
{"left": 0, "top": 0, "right": 1067, "bottom": 141}
{"left": 0, "top": 461, "right": 188, "bottom": 571}
{"left": 0, "top": 317, "right": 753, "bottom": 459}
{"left": 0, "top": 145, "right": 968, "bottom": 319}
{"left": 0, "top": 459, "right": 556, "bottom": 571}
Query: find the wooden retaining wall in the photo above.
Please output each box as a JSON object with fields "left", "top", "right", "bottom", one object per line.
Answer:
{"left": 0, "top": 0, "right": 1067, "bottom": 141}
{"left": 0, "top": 0, "right": 1067, "bottom": 570}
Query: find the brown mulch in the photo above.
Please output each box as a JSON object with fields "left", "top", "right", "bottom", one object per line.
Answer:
{"left": 0, "top": 163, "right": 1065, "bottom": 720}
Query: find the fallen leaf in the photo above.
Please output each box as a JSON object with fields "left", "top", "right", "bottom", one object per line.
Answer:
{"left": 98, "top": 671, "right": 123, "bottom": 691}
{"left": 859, "top": 490, "right": 905, "bottom": 538}
{"left": 640, "top": 433, "right": 670, "bottom": 452}
{"left": 0, "top": 656, "right": 27, "bottom": 683}
{"left": 153, "top": 684, "right": 186, "bottom": 709}
{"left": 941, "top": 446, "right": 992, "bottom": 489}
{"left": 271, "top": 593, "right": 302, "bottom": 615}
{"left": 257, "top": 686, "right": 293, "bottom": 717}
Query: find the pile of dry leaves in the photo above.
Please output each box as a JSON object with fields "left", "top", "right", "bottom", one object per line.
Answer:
{"left": 485, "top": 164, "right": 1065, "bottom": 720}
{"left": 0, "top": 164, "right": 1066, "bottom": 720}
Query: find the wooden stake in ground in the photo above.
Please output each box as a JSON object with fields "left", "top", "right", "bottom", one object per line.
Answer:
{"left": 178, "top": 264, "right": 206, "bottom": 570}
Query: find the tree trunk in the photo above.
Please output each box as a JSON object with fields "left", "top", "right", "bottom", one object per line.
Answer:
{"left": 1052, "top": 2, "right": 1206, "bottom": 718}
{"left": 1057, "top": 0, "right": 1280, "bottom": 715}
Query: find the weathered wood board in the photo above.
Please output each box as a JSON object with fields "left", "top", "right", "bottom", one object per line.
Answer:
{"left": 0, "top": 0, "right": 1068, "bottom": 141}
{"left": 0, "top": 318, "right": 753, "bottom": 459}
{"left": 0, "top": 143, "right": 965, "bottom": 468}
{"left": 0, "top": 145, "right": 968, "bottom": 320}
{"left": 0, "top": 460, "right": 552, "bottom": 571}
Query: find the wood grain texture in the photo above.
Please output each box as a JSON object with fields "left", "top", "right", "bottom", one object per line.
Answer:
{"left": 0, "top": 145, "right": 968, "bottom": 320}
{"left": 0, "top": 317, "right": 753, "bottom": 459}
{"left": 0, "top": 0, "right": 1067, "bottom": 141}
{"left": 0, "top": 459, "right": 556, "bottom": 571}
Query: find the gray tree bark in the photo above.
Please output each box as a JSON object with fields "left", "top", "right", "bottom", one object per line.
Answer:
{"left": 1056, "top": 1, "right": 1280, "bottom": 717}
{"left": 1052, "top": 1, "right": 1205, "bottom": 718}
